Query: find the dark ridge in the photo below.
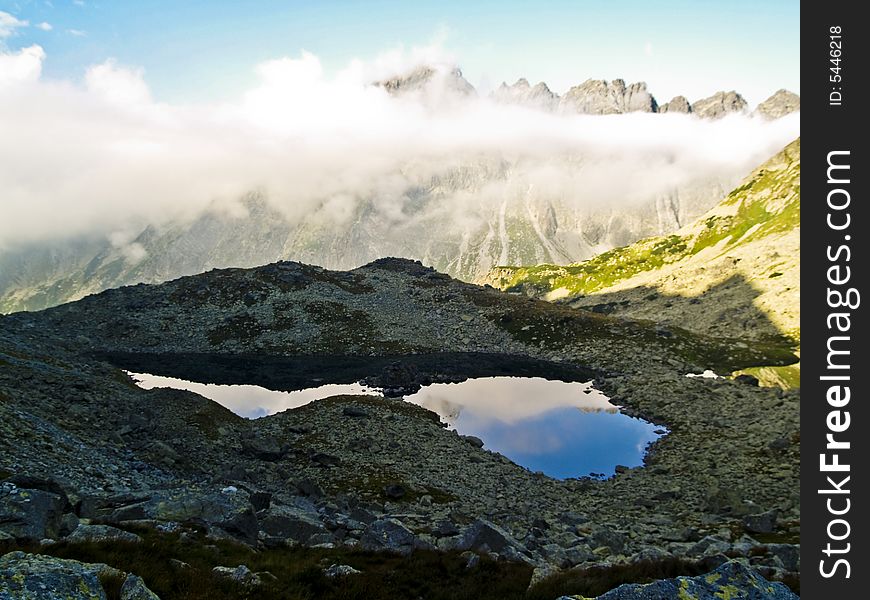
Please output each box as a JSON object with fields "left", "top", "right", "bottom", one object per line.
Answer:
{"left": 94, "top": 351, "right": 598, "bottom": 394}
{"left": 356, "top": 257, "right": 440, "bottom": 276}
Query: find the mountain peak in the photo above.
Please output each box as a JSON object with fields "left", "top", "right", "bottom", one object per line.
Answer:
{"left": 691, "top": 90, "right": 748, "bottom": 119}
{"left": 659, "top": 95, "right": 692, "bottom": 114}
{"left": 559, "top": 78, "right": 656, "bottom": 115}
{"left": 755, "top": 89, "right": 800, "bottom": 119}
{"left": 375, "top": 65, "right": 476, "bottom": 98}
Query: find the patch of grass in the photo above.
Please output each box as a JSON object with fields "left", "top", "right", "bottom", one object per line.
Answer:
{"left": 302, "top": 301, "right": 417, "bottom": 354}
{"left": 489, "top": 139, "right": 800, "bottom": 303}
{"left": 98, "top": 572, "right": 126, "bottom": 600}
{"left": 188, "top": 403, "right": 244, "bottom": 440}
{"left": 330, "top": 467, "right": 457, "bottom": 505}
{"left": 732, "top": 363, "right": 801, "bottom": 389}
{"left": 750, "top": 531, "right": 801, "bottom": 545}
{"left": 207, "top": 314, "right": 268, "bottom": 346}
{"left": 0, "top": 528, "right": 532, "bottom": 600}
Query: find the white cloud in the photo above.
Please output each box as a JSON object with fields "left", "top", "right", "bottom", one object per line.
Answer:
{"left": 0, "top": 44, "right": 45, "bottom": 85}
{"left": 0, "top": 11, "right": 28, "bottom": 39}
{"left": 66, "top": 28, "right": 87, "bottom": 37}
{"left": 0, "top": 45, "right": 800, "bottom": 250}
{"left": 36, "top": 22, "right": 53, "bottom": 31}
{"left": 644, "top": 41, "right": 653, "bottom": 57}
{"left": 85, "top": 59, "right": 151, "bottom": 105}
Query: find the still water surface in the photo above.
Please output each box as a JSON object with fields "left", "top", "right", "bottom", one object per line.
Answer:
{"left": 129, "top": 372, "right": 662, "bottom": 478}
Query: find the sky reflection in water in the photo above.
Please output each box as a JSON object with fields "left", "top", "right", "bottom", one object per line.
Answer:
{"left": 129, "top": 373, "right": 662, "bottom": 478}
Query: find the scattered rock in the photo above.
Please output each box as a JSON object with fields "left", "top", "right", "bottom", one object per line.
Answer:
{"left": 342, "top": 406, "right": 369, "bottom": 418}
{"left": 66, "top": 524, "right": 143, "bottom": 544}
{"left": 734, "top": 374, "right": 760, "bottom": 387}
{"left": 743, "top": 510, "right": 777, "bottom": 534}
{"left": 309, "top": 452, "right": 342, "bottom": 467}
{"left": 212, "top": 564, "right": 262, "bottom": 587}
{"left": 324, "top": 564, "right": 361, "bottom": 577}
{"left": 120, "top": 574, "right": 161, "bottom": 600}
{"left": 460, "top": 435, "right": 484, "bottom": 449}
{"left": 460, "top": 551, "right": 480, "bottom": 569}
{"left": 383, "top": 484, "right": 406, "bottom": 500}
{"left": 250, "top": 491, "right": 272, "bottom": 512}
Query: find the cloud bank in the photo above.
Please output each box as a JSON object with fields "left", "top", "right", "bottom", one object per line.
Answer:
{"left": 0, "top": 44, "right": 799, "bottom": 250}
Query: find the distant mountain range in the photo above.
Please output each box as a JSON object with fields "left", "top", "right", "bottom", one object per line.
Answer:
{"left": 379, "top": 65, "right": 800, "bottom": 119}
{"left": 0, "top": 167, "right": 732, "bottom": 313}
{"left": 0, "top": 66, "right": 799, "bottom": 314}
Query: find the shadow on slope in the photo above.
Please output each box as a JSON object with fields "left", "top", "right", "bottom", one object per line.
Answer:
{"left": 561, "top": 273, "right": 799, "bottom": 385}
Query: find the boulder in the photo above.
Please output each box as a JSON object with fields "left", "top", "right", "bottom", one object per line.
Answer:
{"left": 360, "top": 518, "right": 419, "bottom": 555}
{"left": 289, "top": 478, "right": 324, "bottom": 498}
{"left": 460, "top": 435, "right": 484, "bottom": 449}
{"left": 589, "top": 526, "right": 627, "bottom": 554}
{"left": 241, "top": 437, "right": 285, "bottom": 461}
{"left": 66, "top": 524, "right": 143, "bottom": 544}
{"left": 120, "top": 574, "right": 161, "bottom": 600}
{"left": 250, "top": 491, "right": 272, "bottom": 512}
{"left": 766, "top": 543, "right": 800, "bottom": 572}
{"left": 0, "top": 482, "right": 66, "bottom": 541}
{"left": 342, "top": 406, "right": 369, "bottom": 418}
{"left": 212, "top": 564, "right": 262, "bottom": 587}
{"left": 688, "top": 535, "right": 732, "bottom": 558}
{"left": 383, "top": 484, "right": 406, "bottom": 500}
{"left": 454, "top": 519, "right": 528, "bottom": 557}
{"left": 734, "top": 374, "right": 760, "bottom": 387}
{"left": 324, "top": 564, "right": 361, "bottom": 577}
{"left": 593, "top": 560, "right": 797, "bottom": 599}
{"left": 4, "top": 476, "right": 71, "bottom": 510}
{"left": 743, "top": 510, "right": 777, "bottom": 534}
{"left": 258, "top": 505, "right": 326, "bottom": 545}
{"left": 100, "top": 488, "right": 258, "bottom": 545}
{"left": 309, "top": 452, "right": 341, "bottom": 467}
{"left": 0, "top": 551, "right": 126, "bottom": 599}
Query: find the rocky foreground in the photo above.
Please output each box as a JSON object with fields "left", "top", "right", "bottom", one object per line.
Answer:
{"left": 0, "top": 258, "right": 799, "bottom": 598}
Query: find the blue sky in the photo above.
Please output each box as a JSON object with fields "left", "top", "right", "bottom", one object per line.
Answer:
{"left": 2, "top": 0, "right": 798, "bottom": 105}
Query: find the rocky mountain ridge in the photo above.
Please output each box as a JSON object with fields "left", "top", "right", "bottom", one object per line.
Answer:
{"left": 388, "top": 65, "right": 800, "bottom": 118}
{"left": 486, "top": 139, "right": 801, "bottom": 387}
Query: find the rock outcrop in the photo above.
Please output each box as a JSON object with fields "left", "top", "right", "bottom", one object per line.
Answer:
{"left": 491, "top": 78, "right": 559, "bottom": 111}
{"left": 755, "top": 89, "right": 800, "bottom": 119}
{"left": 376, "top": 65, "right": 476, "bottom": 98}
{"left": 691, "top": 91, "right": 748, "bottom": 118}
{"left": 559, "top": 79, "right": 657, "bottom": 114}
{"left": 0, "top": 551, "right": 160, "bottom": 600}
{"left": 658, "top": 95, "right": 692, "bottom": 114}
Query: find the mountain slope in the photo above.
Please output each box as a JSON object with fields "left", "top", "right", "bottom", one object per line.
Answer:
{"left": 487, "top": 138, "right": 800, "bottom": 381}
{"left": 0, "top": 164, "right": 732, "bottom": 314}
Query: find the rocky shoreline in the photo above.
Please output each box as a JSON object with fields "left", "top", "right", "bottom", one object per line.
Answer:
{"left": 0, "top": 258, "right": 799, "bottom": 598}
